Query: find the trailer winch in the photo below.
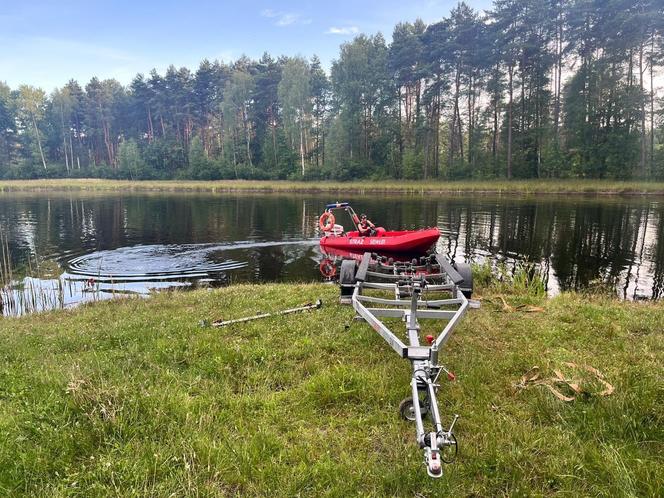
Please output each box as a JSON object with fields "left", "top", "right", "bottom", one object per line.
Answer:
{"left": 339, "top": 251, "right": 475, "bottom": 478}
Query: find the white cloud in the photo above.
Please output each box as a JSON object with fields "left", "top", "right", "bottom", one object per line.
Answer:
{"left": 260, "top": 9, "right": 277, "bottom": 18}
{"left": 325, "top": 26, "right": 359, "bottom": 35}
{"left": 276, "top": 13, "right": 298, "bottom": 26}
{"left": 260, "top": 9, "right": 310, "bottom": 27}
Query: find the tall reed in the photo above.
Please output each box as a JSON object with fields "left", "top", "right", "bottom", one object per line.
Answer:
{"left": 0, "top": 235, "right": 78, "bottom": 317}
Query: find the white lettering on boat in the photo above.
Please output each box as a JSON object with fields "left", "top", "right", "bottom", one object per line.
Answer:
{"left": 347, "top": 238, "right": 387, "bottom": 246}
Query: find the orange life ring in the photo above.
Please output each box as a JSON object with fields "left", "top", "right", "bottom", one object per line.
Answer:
{"left": 318, "top": 211, "right": 336, "bottom": 231}
{"left": 319, "top": 259, "right": 337, "bottom": 278}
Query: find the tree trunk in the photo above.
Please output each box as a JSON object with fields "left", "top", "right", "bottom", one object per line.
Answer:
{"left": 650, "top": 32, "right": 655, "bottom": 172}
{"left": 554, "top": 10, "right": 562, "bottom": 145}
{"left": 313, "top": 109, "right": 319, "bottom": 169}
{"left": 450, "top": 65, "right": 461, "bottom": 167}
{"left": 627, "top": 50, "right": 633, "bottom": 134}
{"left": 424, "top": 104, "right": 430, "bottom": 180}
{"left": 32, "top": 114, "right": 47, "bottom": 170}
{"left": 231, "top": 128, "right": 238, "bottom": 177}
{"left": 241, "top": 107, "right": 253, "bottom": 169}
{"left": 453, "top": 64, "right": 464, "bottom": 164}
{"left": 320, "top": 115, "right": 325, "bottom": 169}
{"left": 364, "top": 106, "right": 369, "bottom": 161}
{"left": 456, "top": 97, "right": 464, "bottom": 163}
{"left": 69, "top": 131, "right": 76, "bottom": 169}
{"left": 474, "top": 84, "right": 481, "bottom": 172}
{"left": 520, "top": 66, "right": 526, "bottom": 134}
{"left": 492, "top": 95, "right": 498, "bottom": 170}
{"left": 102, "top": 118, "right": 114, "bottom": 168}
{"left": 404, "top": 85, "right": 411, "bottom": 145}
{"left": 535, "top": 68, "right": 541, "bottom": 178}
{"left": 397, "top": 87, "right": 403, "bottom": 160}
{"left": 447, "top": 120, "right": 454, "bottom": 173}
{"left": 60, "top": 104, "right": 69, "bottom": 172}
{"left": 639, "top": 41, "right": 646, "bottom": 177}
{"left": 219, "top": 118, "right": 225, "bottom": 158}
{"left": 299, "top": 116, "right": 305, "bottom": 176}
{"left": 147, "top": 107, "right": 154, "bottom": 143}
{"left": 434, "top": 92, "right": 440, "bottom": 178}
{"left": 271, "top": 114, "right": 278, "bottom": 169}
{"left": 467, "top": 74, "right": 473, "bottom": 172}
{"left": 507, "top": 65, "right": 514, "bottom": 179}
{"left": 491, "top": 64, "right": 499, "bottom": 172}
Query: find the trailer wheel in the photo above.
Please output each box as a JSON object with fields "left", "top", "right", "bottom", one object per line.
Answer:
{"left": 454, "top": 262, "right": 473, "bottom": 299}
{"left": 339, "top": 259, "right": 357, "bottom": 285}
{"left": 399, "top": 397, "right": 429, "bottom": 421}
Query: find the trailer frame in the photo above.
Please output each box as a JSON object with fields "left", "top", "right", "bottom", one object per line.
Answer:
{"left": 341, "top": 252, "right": 473, "bottom": 477}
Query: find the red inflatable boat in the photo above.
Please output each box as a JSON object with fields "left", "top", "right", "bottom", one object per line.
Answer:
{"left": 318, "top": 202, "right": 440, "bottom": 254}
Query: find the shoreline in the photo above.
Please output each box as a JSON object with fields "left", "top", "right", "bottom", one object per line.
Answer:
{"left": 2, "top": 178, "right": 664, "bottom": 196}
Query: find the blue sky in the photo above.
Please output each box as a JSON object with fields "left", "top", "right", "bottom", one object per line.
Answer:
{"left": 1, "top": 0, "right": 492, "bottom": 91}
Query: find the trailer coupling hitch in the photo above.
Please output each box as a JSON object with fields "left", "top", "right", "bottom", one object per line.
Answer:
{"left": 425, "top": 439, "right": 443, "bottom": 478}
{"left": 422, "top": 416, "right": 460, "bottom": 477}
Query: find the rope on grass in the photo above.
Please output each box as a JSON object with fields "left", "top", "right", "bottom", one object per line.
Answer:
{"left": 517, "top": 363, "right": 614, "bottom": 402}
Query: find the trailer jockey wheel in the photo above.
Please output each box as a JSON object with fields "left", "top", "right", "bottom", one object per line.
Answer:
{"left": 399, "top": 397, "right": 429, "bottom": 421}
{"left": 440, "top": 433, "right": 458, "bottom": 464}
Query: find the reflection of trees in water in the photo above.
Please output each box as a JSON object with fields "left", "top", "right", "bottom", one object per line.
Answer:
{"left": 1, "top": 194, "right": 663, "bottom": 298}
{"left": 625, "top": 204, "right": 650, "bottom": 299}
{"left": 555, "top": 203, "right": 653, "bottom": 296}
{"left": 253, "top": 246, "right": 286, "bottom": 281}
{"left": 649, "top": 208, "right": 664, "bottom": 299}
{"left": 422, "top": 197, "right": 662, "bottom": 298}
{"left": 1, "top": 193, "right": 327, "bottom": 284}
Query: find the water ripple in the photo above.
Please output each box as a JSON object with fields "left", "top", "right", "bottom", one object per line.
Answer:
{"left": 65, "top": 243, "right": 246, "bottom": 281}
{"left": 64, "top": 240, "right": 317, "bottom": 282}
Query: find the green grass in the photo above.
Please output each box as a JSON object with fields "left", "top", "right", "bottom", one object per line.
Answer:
{"left": 0, "top": 283, "right": 661, "bottom": 496}
{"left": 2, "top": 178, "right": 664, "bottom": 196}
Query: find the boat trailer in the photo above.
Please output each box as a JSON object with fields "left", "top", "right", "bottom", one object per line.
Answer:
{"left": 339, "top": 251, "right": 475, "bottom": 478}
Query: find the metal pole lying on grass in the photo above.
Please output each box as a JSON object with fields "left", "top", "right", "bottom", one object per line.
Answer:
{"left": 211, "top": 299, "right": 323, "bottom": 327}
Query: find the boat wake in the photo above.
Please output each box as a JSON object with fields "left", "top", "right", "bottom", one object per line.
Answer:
{"left": 64, "top": 240, "right": 318, "bottom": 282}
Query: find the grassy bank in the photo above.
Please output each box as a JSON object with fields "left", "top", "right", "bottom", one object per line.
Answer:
{"left": 2, "top": 178, "right": 664, "bottom": 196}
{"left": 0, "top": 283, "right": 661, "bottom": 496}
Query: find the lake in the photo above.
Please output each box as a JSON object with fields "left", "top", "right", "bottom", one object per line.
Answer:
{"left": 1, "top": 191, "right": 662, "bottom": 315}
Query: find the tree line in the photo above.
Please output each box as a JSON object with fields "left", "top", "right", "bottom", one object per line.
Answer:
{"left": 1, "top": 0, "right": 663, "bottom": 181}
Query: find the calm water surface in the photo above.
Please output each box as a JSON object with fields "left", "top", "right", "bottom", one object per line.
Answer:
{"left": 1, "top": 192, "right": 662, "bottom": 314}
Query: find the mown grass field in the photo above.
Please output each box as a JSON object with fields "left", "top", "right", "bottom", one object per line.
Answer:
{"left": 2, "top": 178, "right": 664, "bottom": 196}
{"left": 0, "top": 282, "right": 661, "bottom": 496}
